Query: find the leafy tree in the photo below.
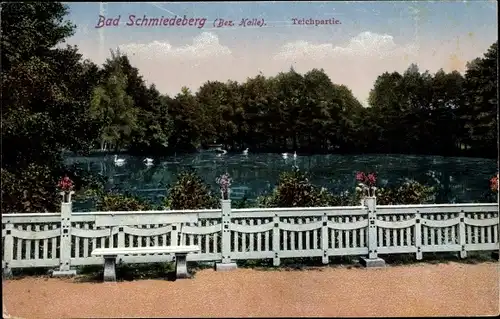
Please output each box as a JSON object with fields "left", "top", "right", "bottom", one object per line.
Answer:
{"left": 168, "top": 87, "right": 206, "bottom": 151}
{"left": 98, "top": 53, "right": 174, "bottom": 153}
{"left": 1, "top": 2, "right": 100, "bottom": 212}
{"left": 0, "top": 2, "right": 74, "bottom": 75}
{"left": 462, "top": 41, "right": 498, "bottom": 157}
{"left": 90, "top": 50, "right": 138, "bottom": 151}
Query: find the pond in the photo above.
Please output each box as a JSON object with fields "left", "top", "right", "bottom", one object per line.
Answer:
{"left": 65, "top": 152, "right": 497, "bottom": 211}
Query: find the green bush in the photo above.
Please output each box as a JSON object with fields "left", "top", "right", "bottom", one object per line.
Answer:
{"left": 1, "top": 162, "right": 110, "bottom": 214}
{"left": 257, "top": 170, "right": 435, "bottom": 208}
{"left": 164, "top": 171, "right": 219, "bottom": 210}
{"left": 96, "top": 192, "right": 154, "bottom": 211}
{"left": 330, "top": 190, "right": 362, "bottom": 206}
{"left": 376, "top": 180, "right": 435, "bottom": 205}
{"left": 1, "top": 164, "right": 60, "bottom": 213}
{"left": 65, "top": 165, "right": 107, "bottom": 201}
{"left": 257, "top": 168, "right": 337, "bottom": 208}
{"left": 233, "top": 196, "right": 253, "bottom": 208}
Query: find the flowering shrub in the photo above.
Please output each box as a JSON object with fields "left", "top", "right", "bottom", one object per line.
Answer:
{"left": 58, "top": 176, "right": 74, "bottom": 192}
{"left": 355, "top": 171, "right": 377, "bottom": 197}
{"left": 490, "top": 173, "right": 498, "bottom": 193}
{"left": 216, "top": 173, "right": 232, "bottom": 200}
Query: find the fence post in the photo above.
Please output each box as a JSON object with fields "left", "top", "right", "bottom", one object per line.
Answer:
{"left": 114, "top": 226, "right": 125, "bottom": 264}
{"left": 117, "top": 227, "right": 125, "bottom": 248}
{"left": 171, "top": 223, "right": 180, "bottom": 245}
{"left": 215, "top": 198, "right": 237, "bottom": 271}
{"left": 52, "top": 191, "right": 77, "bottom": 277}
{"left": 415, "top": 211, "right": 423, "bottom": 260}
{"left": 459, "top": 210, "right": 467, "bottom": 259}
{"left": 273, "top": 214, "right": 280, "bottom": 266}
{"left": 321, "top": 213, "right": 329, "bottom": 264}
{"left": 360, "top": 196, "right": 385, "bottom": 267}
{"left": 2, "top": 223, "right": 14, "bottom": 278}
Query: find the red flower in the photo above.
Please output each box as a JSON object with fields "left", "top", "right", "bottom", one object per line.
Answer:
{"left": 367, "top": 173, "right": 377, "bottom": 186}
{"left": 355, "top": 171, "right": 366, "bottom": 182}
{"left": 490, "top": 174, "right": 498, "bottom": 193}
{"left": 58, "top": 176, "right": 74, "bottom": 192}
{"left": 355, "top": 171, "right": 377, "bottom": 187}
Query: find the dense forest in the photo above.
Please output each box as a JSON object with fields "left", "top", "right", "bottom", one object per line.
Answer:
{"left": 1, "top": 3, "right": 498, "bottom": 212}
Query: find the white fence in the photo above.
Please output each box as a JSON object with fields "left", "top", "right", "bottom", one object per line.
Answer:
{"left": 2, "top": 196, "right": 499, "bottom": 275}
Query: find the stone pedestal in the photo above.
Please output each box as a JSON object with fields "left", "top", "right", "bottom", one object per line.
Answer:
{"left": 175, "top": 253, "right": 189, "bottom": 279}
{"left": 51, "top": 269, "right": 77, "bottom": 277}
{"left": 215, "top": 262, "right": 238, "bottom": 271}
{"left": 102, "top": 256, "right": 117, "bottom": 281}
{"left": 360, "top": 257, "right": 386, "bottom": 268}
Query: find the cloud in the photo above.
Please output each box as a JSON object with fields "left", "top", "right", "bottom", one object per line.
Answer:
{"left": 71, "top": 30, "right": 494, "bottom": 105}
{"left": 118, "top": 32, "right": 231, "bottom": 60}
{"left": 271, "top": 32, "right": 421, "bottom": 105}
{"left": 274, "top": 31, "right": 418, "bottom": 60}
{"left": 270, "top": 31, "right": 493, "bottom": 106}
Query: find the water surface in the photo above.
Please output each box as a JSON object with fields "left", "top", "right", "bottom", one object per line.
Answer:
{"left": 66, "top": 152, "right": 497, "bottom": 211}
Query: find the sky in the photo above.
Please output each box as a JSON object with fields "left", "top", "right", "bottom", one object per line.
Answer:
{"left": 65, "top": 1, "right": 498, "bottom": 106}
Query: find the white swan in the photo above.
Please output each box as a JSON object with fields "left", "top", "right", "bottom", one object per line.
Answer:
{"left": 216, "top": 150, "right": 227, "bottom": 157}
{"left": 282, "top": 152, "right": 288, "bottom": 159}
{"left": 114, "top": 155, "right": 125, "bottom": 165}
{"left": 215, "top": 148, "right": 227, "bottom": 155}
{"left": 243, "top": 148, "right": 249, "bottom": 155}
{"left": 293, "top": 151, "right": 297, "bottom": 159}
{"left": 143, "top": 158, "right": 154, "bottom": 166}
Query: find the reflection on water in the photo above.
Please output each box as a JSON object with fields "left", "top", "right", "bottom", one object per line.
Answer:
{"left": 66, "top": 152, "right": 496, "bottom": 210}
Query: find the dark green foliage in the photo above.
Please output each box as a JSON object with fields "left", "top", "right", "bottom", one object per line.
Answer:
{"left": 96, "top": 192, "right": 154, "bottom": 211}
{"left": 90, "top": 50, "right": 138, "bottom": 151}
{"left": 462, "top": 42, "right": 498, "bottom": 157}
{"left": 330, "top": 191, "right": 362, "bottom": 207}
{"left": 376, "top": 180, "right": 435, "bottom": 205}
{"left": 1, "top": 2, "right": 101, "bottom": 212}
{"left": 64, "top": 166, "right": 108, "bottom": 203}
{"left": 164, "top": 171, "right": 220, "bottom": 210}
{"left": 257, "top": 169, "right": 435, "bottom": 208}
{"left": 233, "top": 196, "right": 253, "bottom": 209}
{"left": 1, "top": 165, "right": 59, "bottom": 213}
{"left": 257, "top": 168, "right": 337, "bottom": 207}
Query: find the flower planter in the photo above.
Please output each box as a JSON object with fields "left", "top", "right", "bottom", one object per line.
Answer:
{"left": 60, "top": 191, "right": 75, "bottom": 203}
{"left": 221, "top": 190, "right": 230, "bottom": 200}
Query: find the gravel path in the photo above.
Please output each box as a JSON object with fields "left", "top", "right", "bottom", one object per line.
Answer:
{"left": 3, "top": 262, "right": 499, "bottom": 318}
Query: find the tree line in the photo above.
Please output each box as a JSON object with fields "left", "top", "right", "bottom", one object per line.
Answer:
{"left": 1, "top": 2, "right": 497, "bottom": 212}
{"left": 84, "top": 46, "right": 498, "bottom": 158}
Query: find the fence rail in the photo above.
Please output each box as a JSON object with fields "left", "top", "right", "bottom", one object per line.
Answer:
{"left": 2, "top": 197, "right": 499, "bottom": 275}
